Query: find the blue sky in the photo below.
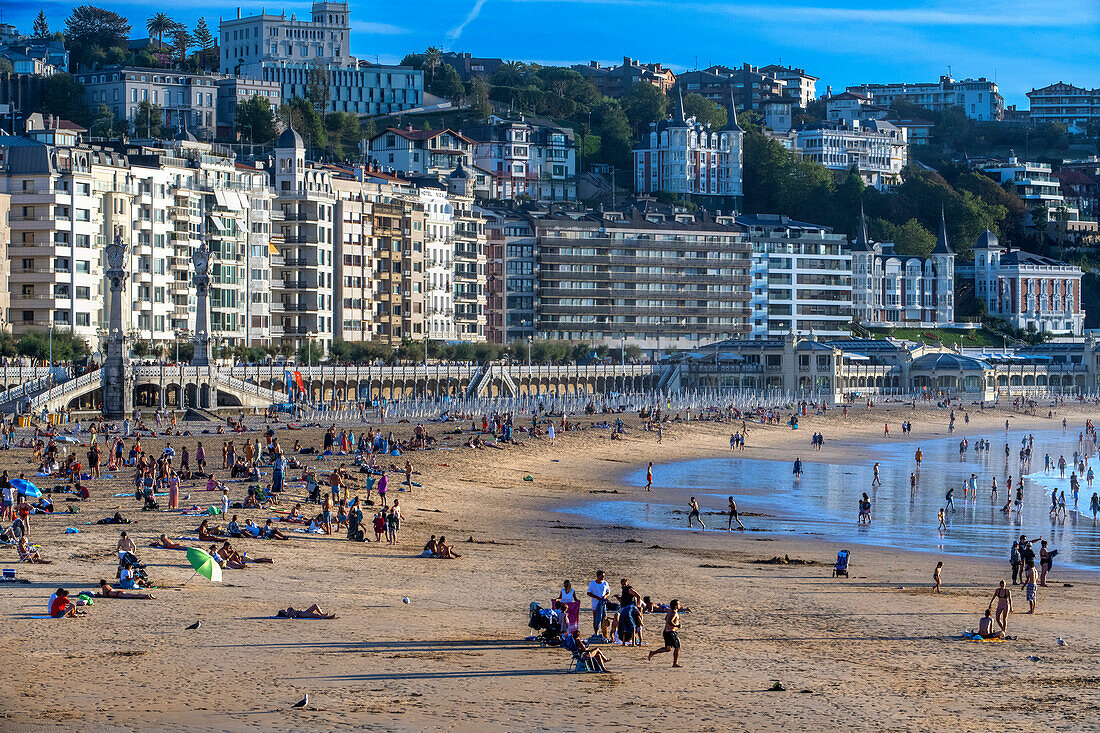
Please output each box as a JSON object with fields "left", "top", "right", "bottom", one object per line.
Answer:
{"left": 8, "top": 0, "right": 1099, "bottom": 105}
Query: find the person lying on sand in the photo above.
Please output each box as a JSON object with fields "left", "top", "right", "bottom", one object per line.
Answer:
{"left": 152, "top": 534, "right": 187, "bottom": 550}
{"left": 97, "top": 579, "right": 154, "bottom": 599}
{"left": 642, "top": 596, "right": 692, "bottom": 614}
{"left": 275, "top": 604, "right": 336, "bottom": 619}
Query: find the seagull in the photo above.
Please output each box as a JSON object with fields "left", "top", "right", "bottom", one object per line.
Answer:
{"left": 292, "top": 694, "right": 309, "bottom": 708}
{"left": 1057, "top": 637, "right": 1067, "bottom": 646}
{"left": 185, "top": 620, "right": 201, "bottom": 630}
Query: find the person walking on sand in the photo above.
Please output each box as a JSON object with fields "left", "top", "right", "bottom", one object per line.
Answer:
{"left": 647, "top": 599, "right": 683, "bottom": 667}
{"left": 548, "top": 421, "right": 555, "bottom": 446}
{"left": 687, "top": 497, "right": 705, "bottom": 530}
{"left": 989, "top": 580, "right": 1012, "bottom": 633}
{"left": 1024, "top": 561, "right": 1038, "bottom": 614}
{"left": 932, "top": 561, "right": 943, "bottom": 593}
{"left": 872, "top": 462, "right": 881, "bottom": 487}
{"left": 645, "top": 462, "right": 653, "bottom": 492}
{"left": 727, "top": 496, "right": 745, "bottom": 531}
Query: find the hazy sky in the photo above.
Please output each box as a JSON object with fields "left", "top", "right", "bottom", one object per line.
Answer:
{"left": 9, "top": 0, "right": 1098, "bottom": 105}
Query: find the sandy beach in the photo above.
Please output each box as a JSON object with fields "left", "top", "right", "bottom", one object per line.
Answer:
{"left": 3, "top": 401, "right": 1100, "bottom": 732}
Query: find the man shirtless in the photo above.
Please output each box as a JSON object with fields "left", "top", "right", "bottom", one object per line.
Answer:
{"left": 647, "top": 599, "right": 683, "bottom": 667}
{"left": 688, "top": 497, "right": 706, "bottom": 530}
{"left": 727, "top": 496, "right": 745, "bottom": 531}
{"left": 97, "top": 579, "right": 154, "bottom": 599}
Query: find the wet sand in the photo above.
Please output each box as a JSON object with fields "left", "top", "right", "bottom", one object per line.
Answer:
{"left": 3, "top": 402, "right": 1100, "bottom": 732}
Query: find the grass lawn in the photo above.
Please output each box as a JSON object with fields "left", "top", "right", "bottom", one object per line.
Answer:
{"left": 864, "top": 327, "right": 1008, "bottom": 348}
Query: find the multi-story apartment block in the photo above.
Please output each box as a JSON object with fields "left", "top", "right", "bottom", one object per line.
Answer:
{"left": 270, "top": 127, "right": 335, "bottom": 352}
{"left": 219, "top": 2, "right": 353, "bottom": 76}
{"left": 675, "top": 64, "right": 786, "bottom": 112}
{"left": 238, "top": 162, "right": 277, "bottom": 347}
{"left": 532, "top": 204, "right": 752, "bottom": 354}
{"left": 968, "top": 230, "right": 1084, "bottom": 335}
{"left": 1026, "top": 83, "right": 1100, "bottom": 130}
{"left": 0, "top": 192, "right": 10, "bottom": 332}
{"left": 480, "top": 206, "right": 536, "bottom": 346}
{"left": 758, "top": 64, "right": 818, "bottom": 108}
{"left": 260, "top": 62, "right": 422, "bottom": 117}
{"left": 978, "top": 157, "right": 1068, "bottom": 222}
{"left": 791, "top": 120, "right": 908, "bottom": 189}
{"left": 367, "top": 126, "right": 473, "bottom": 178}
{"left": 826, "top": 90, "right": 887, "bottom": 125}
{"left": 847, "top": 76, "right": 1004, "bottom": 121}
{"left": 76, "top": 67, "right": 222, "bottom": 139}
{"left": 849, "top": 208, "right": 955, "bottom": 327}
{"left": 331, "top": 174, "right": 374, "bottom": 344}
{"left": 633, "top": 103, "right": 743, "bottom": 203}
{"left": 464, "top": 116, "right": 577, "bottom": 203}
{"left": 447, "top": 167, "right": 487, "bottom": 342}
{"left": 572, "top": 57, "right": 675, "bottom": 98}
{"left": 419, "top": 186, "right": 457, "bottom": 342}
{"left": 740, "top": 214, "right": 851, "bottom": 339}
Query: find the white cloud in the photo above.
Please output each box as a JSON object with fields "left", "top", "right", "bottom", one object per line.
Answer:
{"left": 447, "top": 0, "right": 489, "bottom": 42}
{"left": 351, "top": 21, "right": 410, "bottom": 35}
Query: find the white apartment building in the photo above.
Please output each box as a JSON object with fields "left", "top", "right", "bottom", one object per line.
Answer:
{"left": 969, "top": 230, "right": 1084, "bottom": 335}
{"left": 633, "top": 105, "right": 743, "bottom": 203}
{"left": 1026, "top": 83, "right": 1100, "bottom": 131}
{"left": 464, "top": 116, "right": 577, "bottom": 203}
{"left": 367, "top": 127, "right": 473, "bottom": 178}
{"left": 740, "top": 214, "right": 852, "bottom": 339}
{"left": 847, "top": 76, "right": 1004, "bottom": 121}
{"left": 76, "top": 67, "right": 222, "bottom": 139}
{"left": 978, "top": 158, "right": 1067, "bottom": 216}
{"left": 420, "top": 187, "right": 457, "bottom": 342}
{"left": 792, "top": 120, "right": 907, "bottom": 189}
{"left": 447, "top": 166, "right": 487, "bottom": 342}
{"left": 332, "top": 176, "right": 375, "bottom": 344}
{"left": 219, "top": 2, "right": 352, "bottom": 77}
{"left": 270, "top": 127, "right": 336, "bottom": 352}
{"left": 759, "top": 64, "right": 818, "bottom": 108}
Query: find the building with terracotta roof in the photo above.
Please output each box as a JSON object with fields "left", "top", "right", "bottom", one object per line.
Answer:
{"left": 367, "top": 126, "right": 473, "bottom": 179}
{"left": 572, "top": 57, "right": 675, "bottom": 98}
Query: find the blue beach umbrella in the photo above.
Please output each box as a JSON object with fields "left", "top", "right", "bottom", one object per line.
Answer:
{"left": 11, "top": 479, "right": 42, "bottom": 498}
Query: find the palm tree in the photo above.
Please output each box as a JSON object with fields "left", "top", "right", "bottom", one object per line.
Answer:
{"left": 494, "top": 60, "right": 524, "bottom": 87}
{"left": 423, "top": 46, "right": 441, "bottom": 84}
{"left": 147, "top": 13, "right": 174, "bottom": 48}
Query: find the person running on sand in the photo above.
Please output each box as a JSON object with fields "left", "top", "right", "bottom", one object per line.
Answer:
{"left": 97, "top": 579, "right": 153, "bottom": 599}
{"left": 727, "top": 497, "right": 745, "bottom": 531}
{"left": 276, "top": 604, "right": 336, "bottom": 619}
{"left": 988, "top": 580, "right": 1012, "bottom": 632}
{"left": 647, "top": 599, "right": 683, "bottom": 667}
{"left": 932, "top": 562, "right": 943, "bottom": 593}
{"left": 687, "top": 497, "right": 705, "bottom": 530}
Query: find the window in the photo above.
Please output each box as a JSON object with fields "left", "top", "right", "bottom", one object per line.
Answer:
{"left": 75, "top": 286, "right": 90, "bottom": 300}
{"left": 76, "top": 313, "right": 90, "bottom": 327}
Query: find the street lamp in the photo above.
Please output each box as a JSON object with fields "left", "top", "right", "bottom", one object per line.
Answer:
{"left": 306, "top": 331, "right": 317, "bottom": 405}
{"left": 526, "top": 335, "right": 532, "bottom": 369}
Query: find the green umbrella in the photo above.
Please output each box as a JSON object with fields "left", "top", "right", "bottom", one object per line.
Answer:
{"left": 185, "top": 547, "right": 223, "bottom": 584}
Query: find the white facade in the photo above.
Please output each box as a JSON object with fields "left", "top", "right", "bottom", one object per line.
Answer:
{"left": 367, "top": 127, "right": 473, "bottom": 178}
{"left": 741, "top": 215, "right": 851, "bottom": 339}
{"left": 847, "top": 76, "right": 1004, "bottom": 121}
{"left": 76, "top": 67, "right": 222, "bottom": 139}
{"left": 219, "top": 2, "right": 352, "bottom": 77}
{"left": 1027, "top": 83, "right": 1100, "bottom": 131}
{"left": 634, "top": 110, "right": 743, "bottom": 201}
{"left": 979, "top": 158, "right": 1068, "bottom": 216}
{"left": 970, "top": 231, "right": 1084, "bottom": 335}
{"left": 793, "top": 121, "right": 907, "bottom": 189}
{"left": 760, "top": 65, "right": 818, "bottom": 108}
{"left": 466, "top": 117, "right": 577, "bottom": 203}
{"left": 420, "top": 188, "right": 457, "bottom": 341}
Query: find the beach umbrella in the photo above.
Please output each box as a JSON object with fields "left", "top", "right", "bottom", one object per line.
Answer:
{"left": 185, "top": 547, "right": 222, "bottom": 584}
{"left": 10, "top": 479, "right": 41, "bottom": 498}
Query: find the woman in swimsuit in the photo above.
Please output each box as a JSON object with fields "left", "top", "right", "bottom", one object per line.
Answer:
{"left": 276, "top": 604, "right": 336, "bottom": 619}
{"left": 988, "top": 580, "right": 1012, "bottom": 633}
{"left": 98, "top": 579, "right": 154, "bottom": 599}
{"left": 154, "top": 534, "right": 187, "bottom": 550}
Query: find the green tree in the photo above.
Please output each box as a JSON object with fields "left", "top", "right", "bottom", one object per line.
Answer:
{"left": 65, "top": 5, "right": 131, "bottom": 69}
{"left": 621, "top": 81, "right": 668, "bottom": 138}
{"left": 876, "top": 218, "right": 937, "bottom": 257}
{"left": 429, "top": 63, "right": 464, "bottom": 103}
{"left": 469, "top": 78, "right": 492, "bottom": 119}
{"left": 491, "top": 60, "right": 527, "bottom": 87}
{"left": 133, "top": 100, "right": 163, "bottom": 138}
{"left": 592, "top": 100, "right": 632, "bottom": 169}
{"left": 324, "top": 111, "right": 362, "bottom": 159}
{"left": 33, "top": 11, "right": 49, "bottom": 37}
{"left": 306, "top": 66, "right": 330, "bottom": 112}
{"left": 297, "top": 339, "right": 324, "bottom": 364}
{"left": 235, "top": 95, "right": 277, "bottom": 144}
{"left": 422, "top": 45, "right": 441, "bottom": 84}
{"left": 170, "top": 27, "right": 192, "bottom": 66}
{"left": 41, "top": 74, "right": 90, "bottom": 127}
{"left": 278, "top": 97, "right": 326, "bottom": 152}
{"left": 146, "top": 13, "right": 175, "bottom": 47}
{"left": 193, "top": 18, "right": 215, "bottom": 70}
{"left": 90, "top": 103, "right": 125, "bottom": 138}
{"left": 681, "top": 92, "right": 726, "bottom": 129}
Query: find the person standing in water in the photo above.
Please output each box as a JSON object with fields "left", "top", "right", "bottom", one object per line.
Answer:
{"left": 687, "top": 497, "right": 705, "bottom": 531}
{"left": 872, "top": 462, "right": 881, "bottom": 487}
{"left": 792, "top": 457, "right": 803, "bottom": 481}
